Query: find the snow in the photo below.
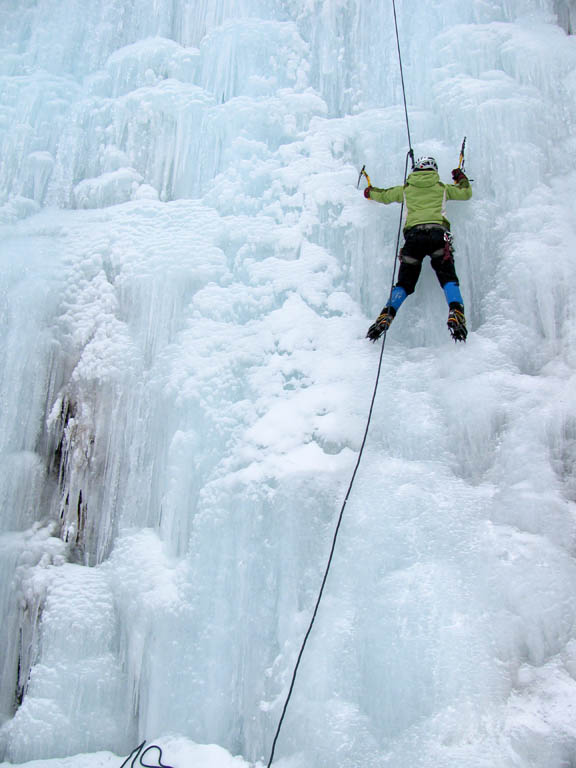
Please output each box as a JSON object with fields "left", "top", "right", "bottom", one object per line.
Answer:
{"left": 0, "top": 740, "right": 249, "bottom": 768}
{"left": 2, "top": 1, "right": 576, "bottom": 768}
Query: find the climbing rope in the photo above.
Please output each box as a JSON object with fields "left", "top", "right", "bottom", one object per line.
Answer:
{"left": 392, "top": 0, "right": 414, "bottom": 163}
{"left": 265, "top": 5, "right": 414, "bottom": 766}
{"left": 120, "top": 742, "right": 174, "bottom": 768}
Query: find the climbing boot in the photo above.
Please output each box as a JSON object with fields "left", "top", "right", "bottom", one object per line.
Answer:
{"left": 366, "top": 307, "right": 396, "bottom": 342}
{"left": 447, "top": 302, "right": 467, "bottom": 342}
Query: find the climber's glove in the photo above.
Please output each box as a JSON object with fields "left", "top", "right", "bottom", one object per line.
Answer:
{"left": 451, "top": 168, "right": 467, "bottom": 184}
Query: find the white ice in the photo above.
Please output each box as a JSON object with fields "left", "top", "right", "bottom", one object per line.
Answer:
{"left": 2, "top": 2, "right": 576, "bottom": 768}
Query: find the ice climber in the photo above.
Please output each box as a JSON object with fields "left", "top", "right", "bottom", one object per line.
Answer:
{"left": 364, "top": 156, "right": 472, "bottom": 342}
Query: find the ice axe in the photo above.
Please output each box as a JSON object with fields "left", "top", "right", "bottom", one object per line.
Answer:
{"left": 458, "top": 136, "right": 467, "bottom": 173}
{"left": 457, "top": 136, "right": 473, "bottom": 180}
{"left": 356, "top": 164, "right": 372, "bottom": 189}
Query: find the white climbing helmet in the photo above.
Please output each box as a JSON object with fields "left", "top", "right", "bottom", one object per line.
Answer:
{"left": 414, "top": 156, "right": 438, "bottom": 172}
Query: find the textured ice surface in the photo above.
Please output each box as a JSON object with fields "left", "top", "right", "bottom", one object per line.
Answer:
{"left": 2, "top": 2, "right": 576, "bottom": 768}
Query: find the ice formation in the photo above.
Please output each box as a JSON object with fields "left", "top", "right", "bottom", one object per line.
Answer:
{"left": 2, "top": 2, "right": 576, "bottom": 768}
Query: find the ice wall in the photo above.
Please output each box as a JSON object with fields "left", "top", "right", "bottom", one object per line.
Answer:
{"left": 2, "top": 1, "right": 576, "bottom": 768}
{"left": 555, "top": 0, "right": 576, "bottom": 32}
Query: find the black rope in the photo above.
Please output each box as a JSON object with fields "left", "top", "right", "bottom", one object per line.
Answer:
{"left": 265, "top": 320, "right": 387, "bottom": 768}
{"left": 265, "top": 152, "right": 412, "bottom": 768}
{"left": 392, "top": 0, "right": 414, "bottom": 162}
{"left": 265, "top": 3, "right": 415, "bottom": 758}
{"left": 120, "top": 741, "right": 174, "bottom": 768}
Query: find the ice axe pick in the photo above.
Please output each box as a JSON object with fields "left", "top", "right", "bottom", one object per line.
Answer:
{"left": 357, "top": 164, "right": 372, "bottom": 189}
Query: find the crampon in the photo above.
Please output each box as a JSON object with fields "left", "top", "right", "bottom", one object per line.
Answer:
{"left": 366, "top": 307, "right": 396, "bottom": 342}
{"left": 447, "top": 306, "right": 467, "bottom": 342}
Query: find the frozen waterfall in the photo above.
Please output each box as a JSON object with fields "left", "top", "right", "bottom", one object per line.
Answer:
{"left": 2, "top": 1, "right": 576, "bottom": 768}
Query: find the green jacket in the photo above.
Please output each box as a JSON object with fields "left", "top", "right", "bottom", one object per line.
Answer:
{"left": 366, "top": 170, "right": 472, "bottom": 230}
